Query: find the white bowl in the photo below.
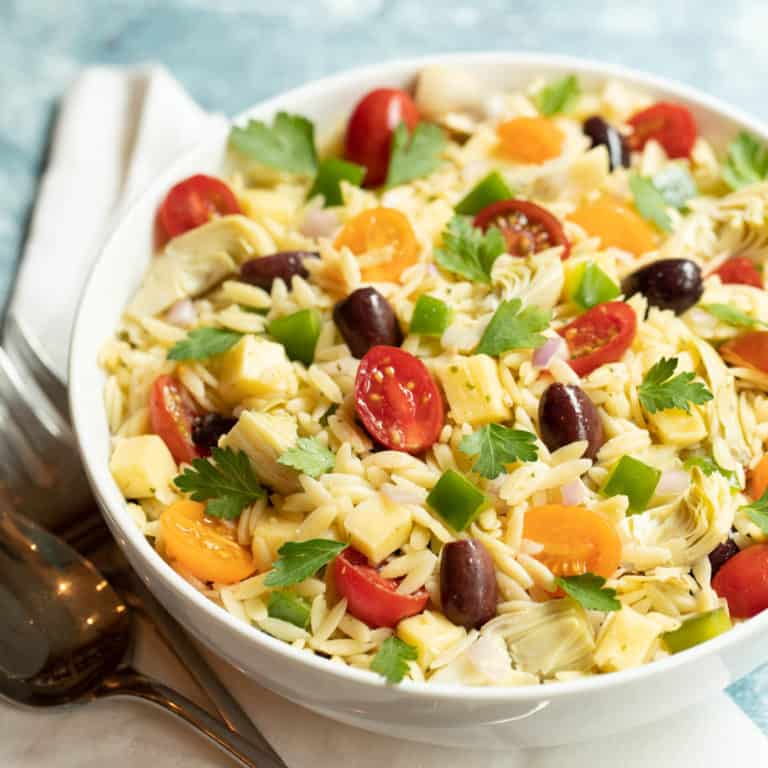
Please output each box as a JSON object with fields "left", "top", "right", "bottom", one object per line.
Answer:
{"left": 69, "top": 52, "right": 768, "bottom": 750}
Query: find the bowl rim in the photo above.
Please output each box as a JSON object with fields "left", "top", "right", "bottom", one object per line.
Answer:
{"left": 70, "top": 50, "right": 768, "bottom": 703}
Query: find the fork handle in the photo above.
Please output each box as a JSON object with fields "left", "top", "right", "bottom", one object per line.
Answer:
{"left": 95, "top": 667, "right": 286, "bottom": 768}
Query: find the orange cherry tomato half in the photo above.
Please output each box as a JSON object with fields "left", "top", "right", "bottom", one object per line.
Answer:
{"left": 627, "top": 101, "right": 697, "bottom": 159}
{"left": 523, "top": 504, "right": 622, "bottom": 579}
{"left": 160, "top": 500, "right": 256, "bottom": 585}
{"left": 569, "top": 197, "right": 658, "bottom": 256}
{"left": 355, "top": 345, "right": 444, "bottom": 454}
{"left": 713, "top": 544, "right": 768, "bottom": 619}
{"left": 474, "top": 199, "right": 570, "bottom": 259}
{"left": 334, "top": 206, "right": 419, "bottom": 283}
{"left": 334, "top": 547, "right": 429, "bottom": 628}
{"left": 150, "top": 374, "right": 201, "bottom": 465}
{"left": 749, "top": 456, "right": 768, "bottom": 501}
{"left": 559, "top": 301, "right": 637, "bottom": 377}
{"left": 159, "top": 174, "right": 241, "bottom": 239}
{"left": 720, "top": 331, "right": 768, "bottom": 374}
{"left": 496, "top": 117, "right": 564, "bottom": 164}
{"left": 344, "top": 88, "right": 420, "bottom": 187}
{"left": 714, "top": 256, "right": 763, "bottom": 289}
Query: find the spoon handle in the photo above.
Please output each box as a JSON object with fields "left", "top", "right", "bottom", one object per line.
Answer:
{"left": 95, "top": 667, "right": 286, "bottom": 768}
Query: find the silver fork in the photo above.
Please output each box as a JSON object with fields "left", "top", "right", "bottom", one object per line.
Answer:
{"left": 0, "top": 311, "right": 282, "bottom": 763}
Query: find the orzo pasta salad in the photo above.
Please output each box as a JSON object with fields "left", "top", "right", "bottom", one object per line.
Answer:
{"left": 102, "top": 66, "right": 768, "bottom": 686}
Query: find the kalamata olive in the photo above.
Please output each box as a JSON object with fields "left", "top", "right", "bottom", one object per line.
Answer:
{"left": 539, "top": 383, "right": 604, "bottom": 461}
{"left": 621, "top": 258, "right": 703, "bottom": 315}
{"left": 440, "top": 539, "right": 498, "bottom": 629}
{"left": 240, "top": 251, "right": 318, "bottom": 291}
{"left": 333, "top": 287, "right": 403, "bottom": 358}
{"left": 192, "top": 413, "right": 237, "bottom": 452}
{"left": 709, "top": 538, "right": 740, "bottom": 577}
{"left": 582, "top": 116, "right": 630, "bottom": 171}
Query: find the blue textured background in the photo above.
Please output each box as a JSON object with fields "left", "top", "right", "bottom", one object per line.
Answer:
{"left": 2, "top": 0, "right": 766, "bottom": 730}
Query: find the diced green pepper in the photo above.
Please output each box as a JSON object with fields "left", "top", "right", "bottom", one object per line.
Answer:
{"left": 410, "top": 295, "right": 452, "bottom": 336}
{"left": 454, "top": 171, "right": 514, "bottom": 215}
{"left": 308, "top": 158, "right": 366, "bottom": 207}
{"left": 267, "top": 590, "right": 311, "bottom": 629}
{"left": 662, "top": 608, "right": 732, "bottom": 654}
{"left": 427, "top": 469, "right": 486, "bottom": 531}
{"left": 567, "top": 262, "right": 621, "bottom": 309}
{"left": 268, "top": 308, "right": 322, "bottom": 366}
{"left": 602, "top": 455, "right": 661, "bottom": 514}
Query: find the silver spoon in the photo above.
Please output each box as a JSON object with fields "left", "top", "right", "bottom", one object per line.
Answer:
{"left": 0, "top": 508, "right": 285, "bottom": 768}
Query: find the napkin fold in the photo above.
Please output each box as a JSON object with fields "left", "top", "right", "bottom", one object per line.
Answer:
{"left": 4, "top": 64, "right": 768, "bottom": 768}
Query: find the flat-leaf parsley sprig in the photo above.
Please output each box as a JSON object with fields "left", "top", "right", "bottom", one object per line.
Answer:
{"left": 638, "top": 357, "right": 713, "bottom": 414}
{"left": 459, "top": 424, "right": 538, "bottom": 479}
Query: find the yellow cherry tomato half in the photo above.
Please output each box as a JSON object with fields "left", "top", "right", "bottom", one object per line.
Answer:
{"left": 523, "top": 504, "right": 622, "bottom": 579}
{"left": 569, "top": 197, "right": 658, "bottom": 257}
{"left": 334, "top": 206, "right": 418, "bottom": 283}
{"left": 496, "top": 117, "right": 564, "bottom": 164}
{"left": 160, "top": 500, "right": 256, "bottom": 584}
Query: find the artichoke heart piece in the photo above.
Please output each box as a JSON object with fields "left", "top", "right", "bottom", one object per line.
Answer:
{"left": 482, "top": 599, "right": 595, "bottom": 678}
{"left": 647, "top": 407, "right": 707, "bottom": 448}
{"left": 594, "top": 606, "right": 661, "bottom": 672}
{"left": 127, "top": 215, "right": 274, "bottom": 317}
{"left": 220, "top": 410, "right": 301, "bottom": 495}
{"left": 637, "top": 466, "right": 735, "bottom": 567}
{"left": 491, "top": 249, "right": 565, "bottom": 311}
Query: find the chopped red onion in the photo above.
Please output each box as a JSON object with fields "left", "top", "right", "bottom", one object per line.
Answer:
{"left": 656, "top": 469, "right": 690, "bottom": 496}
{"left": 382, "top": 483, "right": 423, "bottom": 506}
{"left": 533, "top": 336, "right": 568, "bottom": 369}
{"left": 165, "top": 299, "right": 197, "bottom": 328}
{"left": 300, "top": 208, "right": 339, "bottom": 239}
{"left": 561, "top": 478, "right": 586, "bottom": 506}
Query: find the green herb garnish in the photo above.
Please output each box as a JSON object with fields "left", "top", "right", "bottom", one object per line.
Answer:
{"left": 434, "top": 215, "right": 506, "bottom": 283}
{"left": 702, "top": 303, "right": 767, "bottom": 329}
{"left": 556, "top": 573, "right": 621, "bottom": 612}
{"left": 475, "top": 299, "right": 551, "bottom": 356}
{"left": 638, "top": 357, "right": 713, "bottom": 414}
{"left": 265, "top": 539, "right": 346, "bottom": 587}
{"left": 535, "top": 75, "right": 580, "bottom": 117}
{"left": 740, "top": 489, "right": 768, "bottom": 533}
{"left": 370, "top": 637, "right": 419, "bottom": 683}
{"left": 459, "top": 424, "right": 538, "bottom": 479}
{"left": 723, "top": 132, "right": 768, "bottom": 191}
{"left": 629, "top": 174, "right": 672, "bottom": 232}
{"left": 167, "top": 327, "right": 243, "bottom": 361}
{"left": 385, "top": 122, "right": 445, "bottom": 188}
{"left": 277, "top": 437, "right": 335, "bottom": 479}
{"left": 308, "top": 157, "right": 365, "bottom": 206}
{"left": 174, "top": 447, "right": 265, "bottom": 520}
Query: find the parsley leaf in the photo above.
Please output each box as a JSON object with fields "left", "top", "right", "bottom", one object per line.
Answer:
{"left": 308, "top": 157, "right": 365, "bottom": 206}
{"left": 702, "top": 303, "right": 767, "bottom": 329}
{"left": 684, "top": 455, "right": 735, "bottom": 482}
{"left": 629, "top": 174, "right": 672, "bottom": 232}
{"left": 459, "top": 424, "right": 538, "bottom": 479}
{"left": 370, "top": 637, "right": 418, "bottom": 683}
{"left": 652, "top": 165, "right": 698, "bottom": 210}
{"left": 723, "top": 132, "right": 768, "bottom": 191}
{"left": 385, "top": 122, "right": 446, "bottom": 188}
{"left": 741, "top": 490, "right": 768, "bottom": 533}
{"left": 174, "top": 447, "right": 265, "bottom": 520}
{"left": 264, "top": 539, "right": 346, "bottom": 587}
{"left": 638, "top": 357, "right": 713, "bottom": 414}
{"left": 434, "top": 215, "right": 506, "bottom": 283}
{"left": 475, "top": 299, "right": 551, "bottom": 356}
{"left": 167, "top": 328, "right": 243, "bottom": 361}
{"left": 229, "top": 112, "right": 317, "bottom": 175}
{"left": 535, "top": 75, "right": 580, "bottom": 117}
{"left": 557, "top": 573, "right": 621, "bottom": 612}
{"left": 277, "top": 437, "right": 335, "bottom": 478}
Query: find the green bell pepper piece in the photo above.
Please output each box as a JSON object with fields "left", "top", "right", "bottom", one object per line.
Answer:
{"left": 602, "top": 455, "right": 661, "bottom": 514}
{"left": 454, "top": 171, "right": 514, "bottom": 215}
{"left": 269, "top": 308, "right": 322, "bottom": 366}
{"left": 567, "top": 262, "right": 621, "bottom": 309}
{"left": 267, "top": 590, "right": 311, "bottom": 629}
{"left": 427, "top": 469, "right": 486, "bottom": 531}
{"left": 410, "top": 295, "right": 452, "bottom": 336}
{"left": 308, "top": 157, "right": 366, "bottom": 207}
{"left": 662, "top": 608, "right": 732, "bottom": 654}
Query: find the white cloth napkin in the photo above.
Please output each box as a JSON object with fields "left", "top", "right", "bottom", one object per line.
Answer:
{"left": 4, "top": 65, "right": 768, "bottom": 768}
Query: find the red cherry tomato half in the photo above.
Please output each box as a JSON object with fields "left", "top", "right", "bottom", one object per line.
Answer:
{"left": 627, "top": 102, "right": 697, "bottom": 159}
{"left": 559, "top": 301, "right": 637, "bottom": 377}
{"left": 334, "top": 548, "right": 429, "bottom": 628}
{"left": 159, "top": 174, "right": 241, "bottom": 239}
{"left": 474, "top": 199, "right": 570, "bottom": 260}
{"left": 150, "top": 375, "right": 201, "bottom": 465}
{"left": 713, "top": 544, "right": 768, "bottom": 619}
{"left": 355, "top": 346, "right": 444, "bottom": 454}
{"left": 344, "top": 88, "right": 420, "bottom": 187}
{"left": 714, "top": 256, "right": 763, "bottom": 289}
{"left": 720, "top": 331, "right": 768, "bottom": 374}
